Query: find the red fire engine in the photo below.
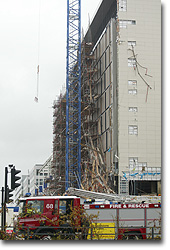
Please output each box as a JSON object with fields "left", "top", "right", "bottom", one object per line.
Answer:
{"left": 17, "top": 190, "right": 161, "bottom": 240}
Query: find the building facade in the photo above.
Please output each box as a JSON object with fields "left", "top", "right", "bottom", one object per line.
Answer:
{"left": 116, "top": 0, "right": 161, "bottom": 194}
{"left": 12, "top": 158, "right": 52, "bottom": 203}
{"left": 52, "top": 0, "right": 161, "bottom": 195}
{"left": 29, "top": 163, "right": 52, "bottom": 196}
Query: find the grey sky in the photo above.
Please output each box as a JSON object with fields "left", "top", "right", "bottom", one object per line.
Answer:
{"left": 0, "top": 0, "right": 101, "bottom": 189}
{"left": 0, "top": 0, "right": 169, "bottom": 248}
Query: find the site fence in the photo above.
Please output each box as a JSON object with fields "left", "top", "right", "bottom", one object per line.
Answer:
{"left": 0, "top": 225, "right": 161, "bottom": 240}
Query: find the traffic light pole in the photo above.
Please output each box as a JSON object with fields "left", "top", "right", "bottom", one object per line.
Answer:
{"left": 1, "top": 187, "right": 4, "bottom": 231}
{"left": 3, "top": 167, "right": 8, "bottom": 230}
{"left": 1, "top": 165, "right": 21, "bottom": 230}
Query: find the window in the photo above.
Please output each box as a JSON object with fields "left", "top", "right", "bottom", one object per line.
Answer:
{"left": 106, "top": 131, "right": 108, "bottom": 150}
{"left": 100, "top": 59, "right": 102, "bottom": 76}
{"left": 119, "top": 0, "right": 127, "bottom": 12}
{"left": 59, "top": 200, "right": 66, "bottom": 215}
{"left": 36, "top": 169, "right": 40, "bottom": 176}
{"left": 105, "top": 51, "right": 107, "bottom": 68}
{"left": 119, "top": 20, "right": 136, "bottom": 28}
{"left": 129, "top": 107, "right": 138, "bottom": 112}
{"left": 100, "top": 116, "right": 103, "bottom": 133}
{"left": 19, "top": 200, "right": 26, "bottom": 214}
{"left": 129, "top": 157, "right": 138, "bottom": 169}
{"left": 59, "top": 199, "right": 73, "bottom": 215}
{"left": 131, "top": 20, "right": 136, "bottom": 25}
{"left": 128, "top": 41, "right": 136, "bottom": 46}
{"left": 138, "top": 162, "right": 147, "bottom": 168}
{"left": 101, "top": 78, "right": 103, "bottom": 94}
{"left": 128, "top": 80, "right": 137, "bottom": 87}
{"left": 119, "top": 20, "right": 127, "bottom": 29}
{"left": 27, "top": 200, "right": 44, "bottom": 214}
{"left": 129, "top": 125, "right": 138, "bottom": 135}
{"left": 128, "top": 89, "right": 137, "bottom": 95}
{"left": 54, "top": 200, "right": 58, "bottom": 214}
{"left": 129, "top": 158, "right": 147, "bottom": 171}
{"left": 128, "top": 58, "right": 136, "bottom": 67}
{"left": 104, "top": 72, "right": 106, "bottom": 90}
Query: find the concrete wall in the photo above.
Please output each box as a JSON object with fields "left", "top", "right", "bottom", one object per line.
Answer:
{"left": 90, "top": 0, "right": 161, "bottom": 194}
{"left": 117, "top": 0, "right": 161, "bottom": 192}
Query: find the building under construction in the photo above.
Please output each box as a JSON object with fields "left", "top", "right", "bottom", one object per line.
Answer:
{"left": 51, "top": 0, "right": 161, "bottom": 195}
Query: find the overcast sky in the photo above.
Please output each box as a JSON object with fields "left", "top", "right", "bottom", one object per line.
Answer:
{"left": 0, "top": 0, "right": 169, "bottom": 248}
{"left": 0, "top": 0, "right": 101, "bottom": 189}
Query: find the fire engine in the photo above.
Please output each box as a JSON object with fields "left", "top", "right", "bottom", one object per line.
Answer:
{"left": 16, "top": 189, "right": 161, "bottom": 240}
{"left": 69, "top": 188, "right": 161, "bottom": 240}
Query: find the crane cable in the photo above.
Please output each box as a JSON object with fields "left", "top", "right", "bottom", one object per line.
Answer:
{"left": 35, "top": 0, "right": 41, "bottom": 103}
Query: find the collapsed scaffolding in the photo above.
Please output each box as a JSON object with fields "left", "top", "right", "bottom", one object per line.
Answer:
{"left": 81, "top": 40, "right": 114, "bottom": 193}
{"left": 49, "top": 37, "right": 115, "bottom": 195}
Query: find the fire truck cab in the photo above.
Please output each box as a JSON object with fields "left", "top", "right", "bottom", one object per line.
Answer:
{"left": 17, "top": 196, "right": 80, "bottom": 240}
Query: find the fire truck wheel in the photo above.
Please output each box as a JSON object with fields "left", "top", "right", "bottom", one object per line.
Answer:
{"left": 123, "top": 232, "right": 143, "bottom": 240}
{"left": 61, "top": 226, "right": 75, "bottom": 240}
{"left": 40, "top": 232, "right": 53, "bottom": 240}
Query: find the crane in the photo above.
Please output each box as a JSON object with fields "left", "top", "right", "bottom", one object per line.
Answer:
{"left": 66, "top": 0, "right": 81, "bottom": 190}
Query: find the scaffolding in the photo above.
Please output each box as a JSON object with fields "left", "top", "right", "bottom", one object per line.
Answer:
{"left": 51, "top": 1, "right": 117, "bottom": 195}
{"left": 51, "top": 93, "right": 66, "bottom": 195}
{"left": 80, "top": 39, "right": 115, "bottom": 193}
{"left": 50, "top": 39, "right": 114, "bottom": 195}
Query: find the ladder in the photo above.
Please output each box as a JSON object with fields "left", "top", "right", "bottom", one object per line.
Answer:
{"left": 67, "top": 187, "right": 161, "bottom": 204}
{"left": 66, "top": 0, "right": 81, "bottom": 190}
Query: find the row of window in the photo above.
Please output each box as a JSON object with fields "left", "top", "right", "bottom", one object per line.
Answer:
{"left": 128, "top": 41, "right": 136, "bottom": 46}
{"left": 36, "top": 179, "right": 44, "bottom": 186}
{"left": 128, "top": 80, "right": 137, "bottom": 86}
{"left": 26, "top": 199, "right": 73, "bottom": 215}
{"left": 119, "top": 0, "right": 127, "bottom": 12}
{"left": 128, "top": 79, "right": 138, "bottom": 134}
{"left": 128, "top": 79, "right": 137, "bottom": 95}
{"left": 119, "top": 20, "right": 136, "bottom": 28}
{"left": 129, "top": 107, "right": 138, "bottom": 112}
{"left": 129, "top": 125, "right": 138, "bottom": 135}
{"left": 36, "top": 169, "right": 49, "bottom": 176}
{"left": 129, "top": 157, "right": 147, "bottom": 167}
{"left": 118, "top": 10, "right": 138, "bottom": 136}
{"left": 129, "top": 89, "right": 137, "bottom": 95}
{"left": 128, "top": 58, "right": 136, "bottom": 67}
{"left": 129, "top": 158, "right": 161, "bottom": 173}
{"left": 129, "top": 157, "right": 147, "bottom": 171}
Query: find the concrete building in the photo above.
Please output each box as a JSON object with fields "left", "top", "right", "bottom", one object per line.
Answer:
{"left": 52, "top": 0, "right": 161, "bottom": 195}
{"left": 12, "top": 157, "right": 52, "bottom": 203}
{"left": 115, "top": 0, "right": 161, "bottom": 195}
{"left": 30, "top": 162, "right": 52, "bottom": 196}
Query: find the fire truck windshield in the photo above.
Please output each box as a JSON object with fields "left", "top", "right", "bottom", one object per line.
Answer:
{"left": 18, "top": 200, "right": 26, "bottom": 214}
{"left": 27, "top": 200, "right": 44, "bottom": 214}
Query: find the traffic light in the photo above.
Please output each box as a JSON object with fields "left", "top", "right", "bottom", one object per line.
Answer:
{"left": 6, "top": 186, "right": 13, "bottom": 203}
{"left": 11, "top": 166, "right": 21, "bottom": 190}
